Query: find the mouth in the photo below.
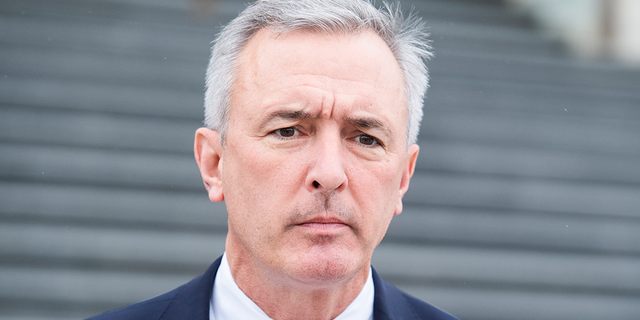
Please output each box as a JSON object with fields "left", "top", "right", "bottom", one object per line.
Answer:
{"left": 296, "top": 217, "right": 350, "bottom": 231}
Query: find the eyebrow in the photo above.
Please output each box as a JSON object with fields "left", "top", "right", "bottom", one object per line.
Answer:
{"left": 259, "top": 109, "right": 392, "bottom": 137}
{"left": 345, "top": 116, "right": 391, "bottom": 137}
{"left": 259, "top": 109, "right": 312, "bottom": 130}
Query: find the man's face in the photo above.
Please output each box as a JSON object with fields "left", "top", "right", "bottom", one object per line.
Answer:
{"left": 198, "top": 28, "right": 419, "bottom": 285}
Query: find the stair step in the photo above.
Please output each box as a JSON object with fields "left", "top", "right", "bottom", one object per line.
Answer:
{"left": 0, "top": 14, "right": 211, "bottom": 59}
{"left": 406, "top": 173, "right": 640, "bottom": 219}
{"left": 374, "top": 243, "right": 640, "bottom": 295}
{"left": 421, "top": 108, "right": 640, "bottom": 156}
{"left": 428, "top": 78, "right": 640, "bottom": 120}
{"left": 402, "top": 284, "right": 640, "bottom": 320}
{"left": 388, "top": 206, "right": 640, "bottom": 255}
{"left": 0, "top": 106, "right": 199, "bottom": 152}
{"left": 0, "top": 78, "right": 202, "bottom": 119}
{"left": 0, "top": 143, "right": 200, "bottom": 190}
{"left": 0, "top": 44, "right": 205, "bottom": 90}
{"left": 407, "top": 0, "right": 535, "bottom": 28}
{"left": 429, "top": 20, "right": 564, "bottom": 56}
{"left": 0, "top": 265, "right": 198, "bottom": 318}
{"left": 0, "top": 181, "right": 227, "bottom": 228}
{"left": 430, "top": 51, "right": 640, "bottom": 92}
{"left": 416, "top": 141, "right": 640, "bottom": 184}
{"left": 0, "top": 222, "right": 223, "bottom": 269}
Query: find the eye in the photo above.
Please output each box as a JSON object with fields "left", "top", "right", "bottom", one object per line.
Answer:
{"left": 356, "top": 134, "right": 378, "bottom": 146}
{"left": 274, "top": 127, "right": 297, "bottom": 138}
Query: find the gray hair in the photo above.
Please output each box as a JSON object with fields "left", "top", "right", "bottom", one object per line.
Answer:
{"left": 204, "top": 0, "right": 432, "bottom": 146}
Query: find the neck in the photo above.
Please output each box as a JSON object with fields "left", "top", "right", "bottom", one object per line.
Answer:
{"left": 225, "top": 245, "right": 370, "bottom": 320}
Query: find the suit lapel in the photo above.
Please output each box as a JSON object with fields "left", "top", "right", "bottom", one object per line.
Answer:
{"left": 372, "top": 267, "right": 417, "bottom": 320}
{"left": 159, "top": 256, "right": 223, "bottom": 320}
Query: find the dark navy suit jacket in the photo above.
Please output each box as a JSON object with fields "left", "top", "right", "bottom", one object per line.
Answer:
{"left": 88, "top": 256, "right": 459, "bottom": 320}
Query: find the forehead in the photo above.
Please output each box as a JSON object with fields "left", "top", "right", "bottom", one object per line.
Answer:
{"left": 230, "top": 28, "right": 407, "bottom": 134}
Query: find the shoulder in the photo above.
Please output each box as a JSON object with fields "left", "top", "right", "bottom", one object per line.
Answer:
{"left": 86, "top": 285, "right": 184, "bottom": 320}
{"left": 398, "top": 289, "right": 459, "bottom": 320}
{"left": 86, "top": 257, "right": 222, "bottom": 320}
{"left": 372, "top": 268, "right": 459, "bottom": 320}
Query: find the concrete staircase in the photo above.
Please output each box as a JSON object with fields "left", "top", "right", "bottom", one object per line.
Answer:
{"left": 1, "top": 0, "right": 639, "bottom": 319}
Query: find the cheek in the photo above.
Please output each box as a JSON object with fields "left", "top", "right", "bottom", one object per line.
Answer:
{"left": 254, "top": 151, "right": 305, "bottom": 195}
{"left": 351, "top": 156, "right": 401, "bottom": 195}
{"left": 224, "top": 143, "right": 307, "bottom": 209}
{"left": 346, "top": 164, "right": 400, "bottom": 252}
{"left": 349, "top": 159, "right": 403, "bottom": 220}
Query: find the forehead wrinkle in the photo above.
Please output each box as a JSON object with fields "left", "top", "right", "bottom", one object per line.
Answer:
{"left": 267, "top": 82, "right": 338, "bottom": 121}
{"left": 289, "top": 74, "right": 376, "bottom": 95}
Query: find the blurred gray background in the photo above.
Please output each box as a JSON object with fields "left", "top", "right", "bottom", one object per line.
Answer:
{"left": 1, "top": 0, "right": 640, "bottom": 319}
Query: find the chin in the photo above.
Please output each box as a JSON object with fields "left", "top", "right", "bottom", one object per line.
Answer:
{"left": 287, "top": 248, "right": 364, "bottom": 285}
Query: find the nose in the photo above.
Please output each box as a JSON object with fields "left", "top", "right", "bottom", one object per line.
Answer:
{"left": 305, "top": 134, "right": 347, "bottom": 193}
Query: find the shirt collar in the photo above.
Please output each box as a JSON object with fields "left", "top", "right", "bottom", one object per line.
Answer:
{"left": 210, "top": 253, "right": 374, "bottom": 320}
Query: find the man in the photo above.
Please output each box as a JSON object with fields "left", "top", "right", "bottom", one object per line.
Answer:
{"left": 90, "top": 0, "right": 458, "bottom": 319}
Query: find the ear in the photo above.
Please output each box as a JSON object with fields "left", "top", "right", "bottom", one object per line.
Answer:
{"left": 394, "top": 144, "right": 419, "bottom": 216}
{"left": 194, "top": 128, "right": 225, "bottom": 202}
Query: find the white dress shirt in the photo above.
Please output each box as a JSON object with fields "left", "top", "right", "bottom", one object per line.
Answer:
{"left": 210, "top": 253, "right": 374, "bottom": 320}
